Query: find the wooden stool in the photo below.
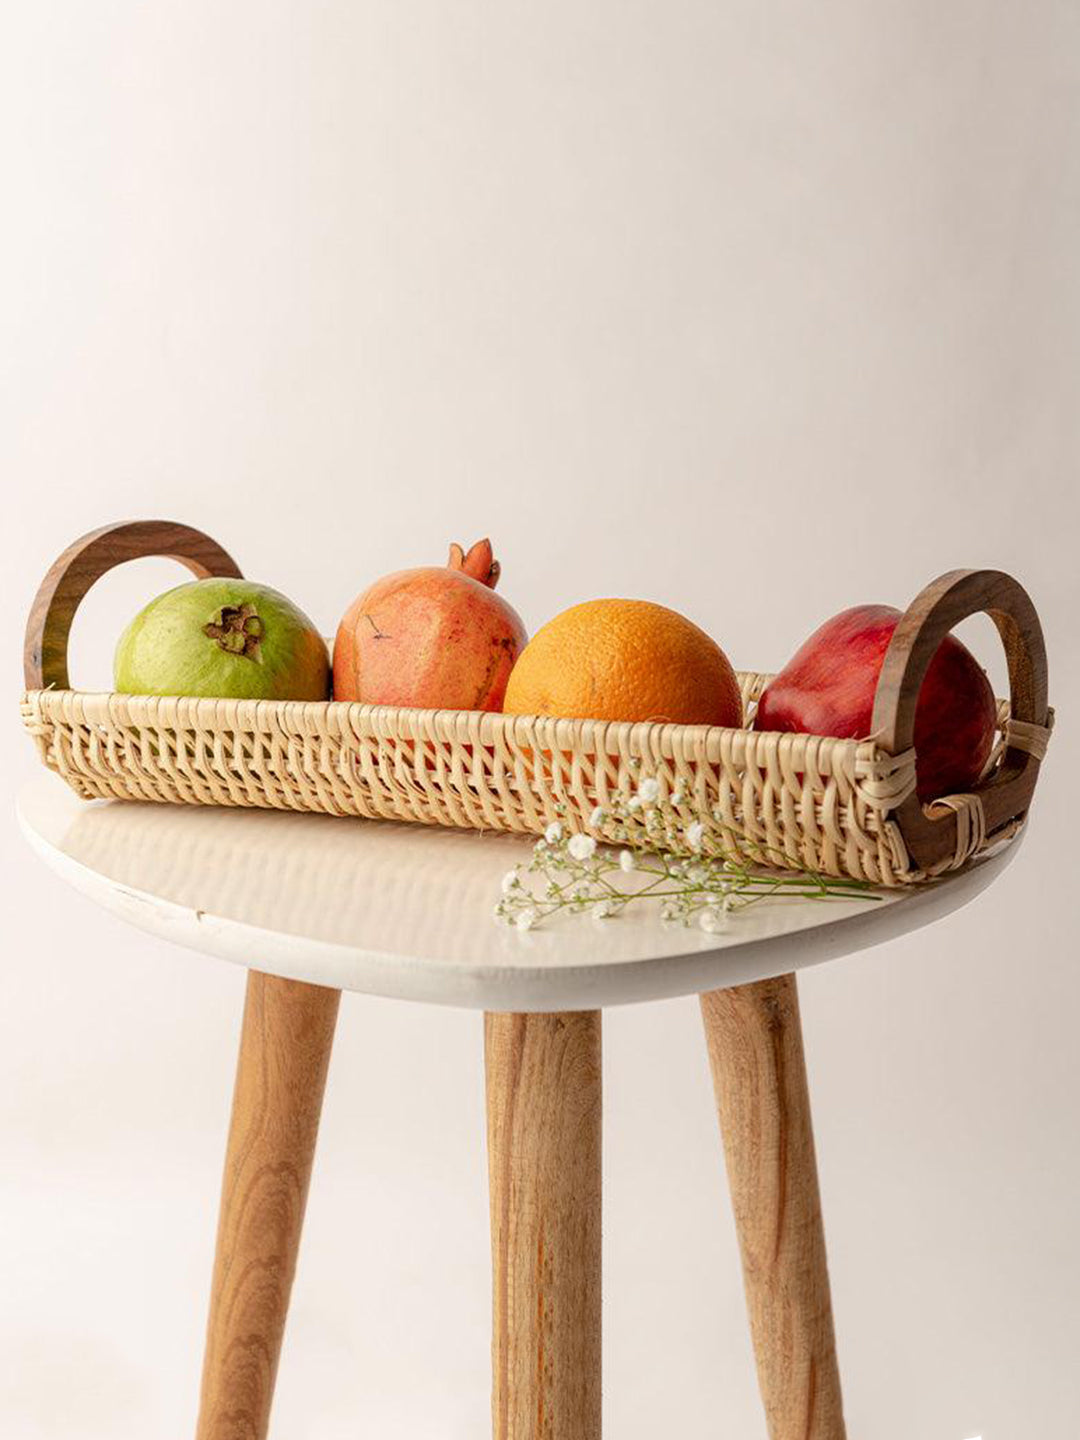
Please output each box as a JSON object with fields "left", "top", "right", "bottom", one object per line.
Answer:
{"left": 19, "top": 774, "right": 1024, "bottom": 1438}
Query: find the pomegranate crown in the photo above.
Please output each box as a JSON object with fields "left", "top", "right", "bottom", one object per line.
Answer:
{"left": 447, "top": 538, "right": 500, "bottom": 589}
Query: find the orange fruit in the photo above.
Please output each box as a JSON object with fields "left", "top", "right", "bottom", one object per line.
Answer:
{"left": 502, "top": 599, "right": 742, "bottom": 726}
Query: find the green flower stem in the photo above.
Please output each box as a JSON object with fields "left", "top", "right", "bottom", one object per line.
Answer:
{"left": 496, "top": 794, "right": 882, "bottom": 931}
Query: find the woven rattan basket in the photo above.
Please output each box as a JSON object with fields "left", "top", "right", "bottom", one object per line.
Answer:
{"left": 22, "top": 522, "right": 1053, "bottom": 887}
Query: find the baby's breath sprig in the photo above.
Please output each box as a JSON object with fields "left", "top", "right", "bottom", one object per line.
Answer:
{"left": 494, "top": 785, "right": 879, "bottom": 932}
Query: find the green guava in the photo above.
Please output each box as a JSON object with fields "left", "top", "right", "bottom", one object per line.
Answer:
{"left": 113, "top": 578, "right": 331, "bottom": 700}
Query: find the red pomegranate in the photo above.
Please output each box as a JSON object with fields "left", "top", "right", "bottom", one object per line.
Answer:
{"left": 333, "top": 539, "right": 527, "bottom": 710}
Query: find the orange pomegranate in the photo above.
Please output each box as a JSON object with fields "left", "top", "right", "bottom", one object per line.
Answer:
{"left": 333, "top": 539, "right": 527, "bottom": 710}
{"left": 502, "top": 599, "right": 741, "bottom": 726}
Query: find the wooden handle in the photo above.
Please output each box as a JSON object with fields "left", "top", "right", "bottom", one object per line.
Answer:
{"left": 23, "top": 520, "right": 243, "bottom": 690}
{"left": 870, "top": 569, "right": 1050, "bottom": 871}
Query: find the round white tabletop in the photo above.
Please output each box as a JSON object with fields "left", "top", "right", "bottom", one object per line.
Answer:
{"left": 18, "top": 774, "right": 1022, "bottom": 1011}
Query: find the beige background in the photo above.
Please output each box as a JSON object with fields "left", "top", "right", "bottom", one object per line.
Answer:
{"left": 2, "top": 2, "right": 1078, "bottom": 1435}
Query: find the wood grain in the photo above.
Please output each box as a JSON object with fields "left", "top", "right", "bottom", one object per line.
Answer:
{"left": 870, "top": 568, "right": 1050, "bottom": 870}
{"left": 24, "top": 519, "right": 242, "bottom": 690}
{"left": 700, "top": 976, "right": 845, "bottom": 1440}
{"left": 196, "top": 971, "right": 340, "bottom": 1440}
{"left": 485, "top": 1011, "right": 602, "bottom": 1440}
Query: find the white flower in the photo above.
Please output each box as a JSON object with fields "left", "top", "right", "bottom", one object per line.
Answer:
{"left": 627, "top": 794, "right": 643, "bottom": 812}
{"left": 686, "top": 821, "right": 705, "bottom": 850}
{"left": 593, "top": 899, "right": 614, "bottom": 919}
{"left": 671, "top": 788, "right": 685, "bottom": 806}
{"left": 544, "top": 821, "right": 563, "bottom": 845}
{"left": 637, "top": 777, "right": 660, "bottom": 804}
{"left": 568, "top": 833, "right": 596, "bottom": 861}
{"left": 699, "top": 907, "right": 727, "bottom": 933}
{"left": 501, "top": 870, "right": 520, "bottom": 894}
{"left": 619, "top": 849, "right": 636, "bottom": 873}
{"left": 515, "top": 908, "right": 538, "bottom": 931}
{"left": 589, "top": 805, "right": 606, "bottom": 828}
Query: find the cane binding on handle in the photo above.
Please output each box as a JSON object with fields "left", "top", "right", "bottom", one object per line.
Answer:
{"left": 23, "top": 520, "right": 243, "bottom": 691}
{"left": 870, "top": 568, "right": 1051, "bottom": 873}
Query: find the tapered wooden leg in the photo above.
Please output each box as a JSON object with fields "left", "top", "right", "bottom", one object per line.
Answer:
{"left": 700, "top": 974, "right": 845, "bottom": 1440}
{"left": 485, "top": 1011, "right": 602, "bottom": 1440}
{"left": 196, "top": 971, "right": 341, "bottom": 1440}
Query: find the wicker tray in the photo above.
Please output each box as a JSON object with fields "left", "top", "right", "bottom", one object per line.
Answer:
{"left": 22, "top": 522, "right": 1053, "bottom": 887}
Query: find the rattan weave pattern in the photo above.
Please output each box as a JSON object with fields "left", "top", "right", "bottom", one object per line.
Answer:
{"left": 20, "top": 673, "right": 1025, "bottom": 888}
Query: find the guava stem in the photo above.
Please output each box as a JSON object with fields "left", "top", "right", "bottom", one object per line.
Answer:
{"left": 204, "top": 602, "right": 264, "bottom": 662}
